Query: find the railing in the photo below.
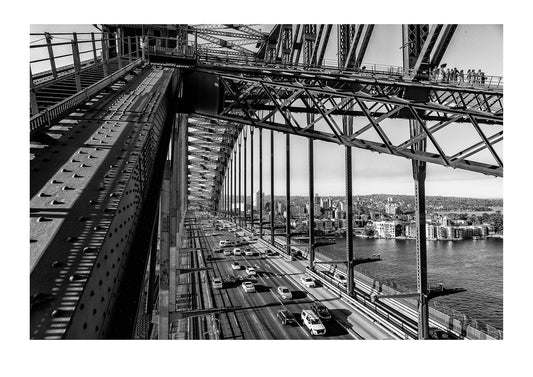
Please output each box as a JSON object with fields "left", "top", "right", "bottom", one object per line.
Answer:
{"left": 197, "top": 52, "right": 503, "bottom": 90}
{"left": 30, "top": 31, "right": 143, "bottom": 118}
{"left": 31, "top": 32, "right": 142, "bottom": 78}
{"left": 30, "top": 59, "right": 143, "bottom": 132}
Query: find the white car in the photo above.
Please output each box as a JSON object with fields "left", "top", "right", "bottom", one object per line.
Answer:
{"left": 300, "top": 276, "right": 316, "bottom": 288}
{"left": 242, "top": 281, "right": 256, "bottom": 293}
{"left": 211, "top": 277, "right": 223, "bottom": 289}
{"left": 231, "top": 262, "right": 241, "bottom": 270}
{"left": 223, "top": 249, "right": 232, "bottom": 256}
{"left": 334, "top": 272, "right": 347, "bottom": 286}
{"left": 244, "top": 249, "right": 254, "bottom": 256}
{"left": 233, "top": 248, "right": 242, "bottom": 256}
{"left": 277, "top": 286, "right": 292, "bottom": 300}
{"left": 245, "top": 266, "right": 257, "bottom": 276}
{"left": 301, "top": 310, "right": 326, "bottom": 336}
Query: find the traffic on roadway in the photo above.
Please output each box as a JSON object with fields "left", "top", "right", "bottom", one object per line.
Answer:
{"left": 196, "top": 218, "right": 395, "bottom": 340}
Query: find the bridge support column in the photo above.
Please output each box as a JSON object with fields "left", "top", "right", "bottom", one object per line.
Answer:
{"left": 270, "top": 130, "right": 275, "bottom": 245}
{"left": 250, "top": 128, "right": 254, "bottom": 232}
{"left": 259, "top": 128, "right": 263, "bottom": 239}
{"left": 233, "top": 148, "right": 237, "bottom": 223}
{"left": 286, "top": 132, "right": 291, "bottom": 256}
{"left": 344, "top": 116, "right": 354, "bottom": 295}
{"left": 413, "top": 150, "right": 429, "bottom": 339}
{"left": 244, "top": 130, "right": 247, "bottom": 228}
{"left": 308, "top": 134, "right": 315, "bottom": 268}
{"left": 238, "top": 136, "right": 242, "bottom": 227}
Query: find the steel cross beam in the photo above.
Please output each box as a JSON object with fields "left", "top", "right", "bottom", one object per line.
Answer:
{"left": 195, "top": 75, "right": 502, "bottom": 177}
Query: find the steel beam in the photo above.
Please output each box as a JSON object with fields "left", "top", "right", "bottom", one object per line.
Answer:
{"left": 286, "top": 131, "right": 291, "bottom": 256}
{"left": 259, "top": 128, "right": 263, "bottom": 238}
{"left": 238, "top": 136, "right": 242, "bottom": 226}
{"left": 270, "top": 129, "right": 275, "bottom": 245}
{"left": 250, "top": 127, "right": 254, "bottom": 232}
{"left": 308, "top": 113, "right": 315, "bottom": 269}
{"left": 404, "top": 24, "right": 430, "bottom": 340}
{"left": 244, "top": 130, "right": 248, "bottom": 228}
{"left": 344, "top": 116, "right": 354, "bottom": 295}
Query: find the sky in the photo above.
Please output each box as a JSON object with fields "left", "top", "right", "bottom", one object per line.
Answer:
{"left": 29, "top": 24, "right": 503, "bottom": 200}
{"left": 240, "top": 25, "right": 503, "bottom": 198}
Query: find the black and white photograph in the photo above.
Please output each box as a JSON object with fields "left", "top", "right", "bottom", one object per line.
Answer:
{"left": 6, "top": 0, "right": 531, "bottom": 375}
{"left": 29, "top": 22, "right": 503, "bottom": 341}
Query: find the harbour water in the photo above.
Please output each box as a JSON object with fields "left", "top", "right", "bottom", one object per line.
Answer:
{"left": 316, "top": 237, "right": 503, "bottom": 330}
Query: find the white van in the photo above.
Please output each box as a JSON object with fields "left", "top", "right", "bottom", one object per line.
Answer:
{"left": 301, "top": 310, "right": 326, "bottom": 336}
{"left": 212, "top": 277, "right": 223, "bottom": 289}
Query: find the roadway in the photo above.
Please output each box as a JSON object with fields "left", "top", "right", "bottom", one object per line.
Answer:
{"left": 195, "top": 219, "right": 394, "bottom": 340}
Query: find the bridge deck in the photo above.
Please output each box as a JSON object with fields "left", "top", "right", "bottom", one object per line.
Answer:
{"left": 30, "top": 65, "right": 176, "bottom": 339}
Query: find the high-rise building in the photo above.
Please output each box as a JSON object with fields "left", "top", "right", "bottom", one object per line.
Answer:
{"left": 255, "top": 191, "right": 263, "bottom": 210}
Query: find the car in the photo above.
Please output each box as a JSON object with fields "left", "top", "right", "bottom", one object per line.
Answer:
{"left": 240, "top": 240, "right": 249, "bottom": 246}
{"left": 277, "top": 286, "right": 292, "bottom": 300}
{"left": 213, "top": 247, "right": 223, "bottom": 253}
{"left": 206, "top": 254, "right": 214, "bottom": 261}
{"left": 211, "top": 277, "right": 223, "bottom": 289}
{"left": 233, "top": 248, "right": 242, "bottom": 256}
{"left": 277, "top": 310, "right": 297, "bottom": 325}
{"left": 245, "top": 266, "right": 257, "bottom": 276}
{"left": 266, "top": 249, "right": 277, "bottom": 256}
{"left": 223, "top": 249, "right": 232, "bottom": 256}
{"left": 231, "top": 262, "right": 241, "bottom": 270}
{"left": 333, "top": 272, "right": 347, "bottom": 286}
{"left": 301, "top": 310, "right": 326, "bottom": 336}
{"left": 242, "top": 281, "right": 256, "bottom": 293}
{"left": 311, "top": 302, "right": 332, "bottom": 321}
{"left": 300, "top": 276, "right": 316, "bottom": 288}
{"left": 244, "top": 249, "right": 254, "bottom": 256}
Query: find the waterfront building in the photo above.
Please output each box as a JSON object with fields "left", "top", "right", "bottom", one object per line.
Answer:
{"left": 373, "top": 220, "right": 398, "bottom": 238}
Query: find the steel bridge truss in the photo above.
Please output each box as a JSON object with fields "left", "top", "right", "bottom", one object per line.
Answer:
{"left": 186, "top": 118, "right": 242, "bottom": 211}
{"left": 193, "top": 71, "right": 502, "bottom": 177}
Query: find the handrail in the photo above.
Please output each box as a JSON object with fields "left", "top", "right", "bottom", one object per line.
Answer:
{"left": 30, "top": 58, "right": 143, "bottom": 133}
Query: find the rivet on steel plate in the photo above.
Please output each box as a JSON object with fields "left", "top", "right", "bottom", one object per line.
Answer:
{"left": 51, "top": 200, "right": 64, "bottom": 205}
{"left": 78, "top": 216, "right": 89, "bottom": 222}
{"left": 66, "top": 236, "right": 78, "bottom": 243}
{"left": 37, "top": 217, "right": 52, "bottom": 222}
